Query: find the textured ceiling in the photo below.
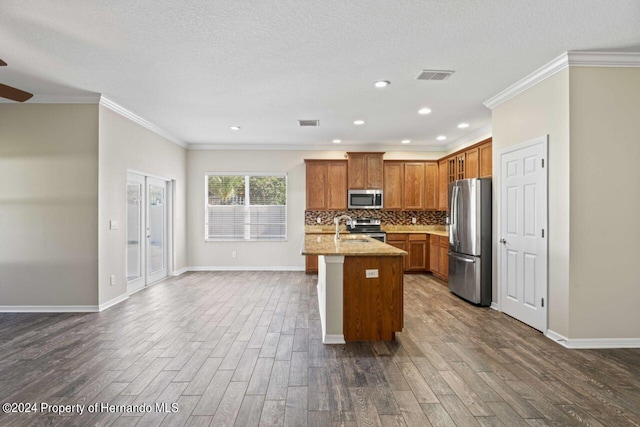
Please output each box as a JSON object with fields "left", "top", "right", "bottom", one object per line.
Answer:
{"left": 1, "top": 0, "right": 639, "bottom": 150}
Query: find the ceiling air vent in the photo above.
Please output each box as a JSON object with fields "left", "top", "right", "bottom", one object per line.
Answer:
{"left": 298, "top": 119, "right": 319, "bottom": 127}
{"left": 416, "top": 70, "right": 455, "bottom": 81}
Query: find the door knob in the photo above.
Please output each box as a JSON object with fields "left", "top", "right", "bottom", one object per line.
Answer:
{"left": 499, "top": 239, "right": 507, "bottom": 244}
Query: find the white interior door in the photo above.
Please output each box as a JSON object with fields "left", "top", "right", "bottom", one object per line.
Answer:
{"left": 146, "top": 177, "right": 168, "bottom": 284}
{"left": 126, "top": 173, "right": 145, "bottom": 293}
{"left": 499, "top": 136, "right": 548, "bottom": 332}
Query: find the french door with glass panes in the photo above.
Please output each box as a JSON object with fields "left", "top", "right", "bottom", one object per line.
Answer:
{"left": 127, "top": 173, "right": 168, "bottom": 293}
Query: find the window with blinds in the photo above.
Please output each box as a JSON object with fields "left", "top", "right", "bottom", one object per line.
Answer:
{"left": 205, "top": 174, "right": 287, "bottom": 241}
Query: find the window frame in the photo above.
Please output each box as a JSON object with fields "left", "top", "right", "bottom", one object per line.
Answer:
{"left": 204, "top": 172, "right": 288, "bottom": 242}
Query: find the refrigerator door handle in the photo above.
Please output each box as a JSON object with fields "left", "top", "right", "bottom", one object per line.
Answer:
{"left": 450, "top": 185, "right": 460, "bottom": 249}
{"left": 449, "top": 252, "right": 476, "bottom": 263}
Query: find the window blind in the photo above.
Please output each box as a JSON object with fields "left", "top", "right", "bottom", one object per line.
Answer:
{"left": 205, "top": 174, "right": 287, "bottom": 241}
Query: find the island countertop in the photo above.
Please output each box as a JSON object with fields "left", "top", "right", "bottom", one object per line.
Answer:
{"left": 301, "top": 234, "right": 408, "bottom": 256}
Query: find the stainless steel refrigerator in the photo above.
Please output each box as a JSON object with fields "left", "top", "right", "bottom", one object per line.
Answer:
{"left": 448, "top": 178, "right": 492, "bottom": 306}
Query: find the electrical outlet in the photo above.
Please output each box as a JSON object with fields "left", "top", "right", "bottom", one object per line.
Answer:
{"left": 109, "top": 220, "right": 119, "bottom": 230}
{"left": 365, "top": 269, "right": 379, "bottom": 278}
{"left": 110, "top": 275, "right": 115, "bottom": 286}
{"left": 412, "top": 217, "right": 417, "bottom": 224}
{"left": 232, "top": 251, "right": 237, "bottom": 258}
{"left": 316, "top": 217, "right": 322, "bottom": 224}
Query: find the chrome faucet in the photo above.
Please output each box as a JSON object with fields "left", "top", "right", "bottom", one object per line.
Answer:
{"left": 334, "top": 215, "right": 354, "bottom": 240}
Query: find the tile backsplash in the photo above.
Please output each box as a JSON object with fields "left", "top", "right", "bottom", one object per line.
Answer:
{"left": 305, "top": 210, "right": 447, "bottom": 226}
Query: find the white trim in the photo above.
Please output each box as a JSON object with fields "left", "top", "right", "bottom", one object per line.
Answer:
{"left": 173, "top": 267, "right": 189, "bottom": 276}
{"left": 0, "top": 305, "right": 98, "bottom": 313}
{"left": 490, "top": 302, "right": 500, "bottom": 311}
{"left": 545, "top": 330, "right": 640, "bottom": 349}
{"left": 322, "top": 334, "right": 346, "bottom": 345}
{"left": 99, "top": 96, "right": 187, "bottom": 148}
{"left": 444, "top": 124, "right": 493, "bottom": 152}
{"left": 188, "top": 266, "right": 304, "bottom": 272}
{"left": 484, "top": 53, "right": 569, "bottom": 110}
{"left": 484, "top": 51, "right": 640, "bottom": 110}
{"left": 126, "top": 169, "right": 171, "bottom": 183}
{"left": 98, "top": 293, "right": 129, "bottom": 312}
{"left": 567, "top": 51, "right": 640, "bottom": 68}
{"left": 0, "top": 94, "right": 102, "bottom": 104}
{"left": 188, "top": 143, "right": 448, "bottom": 152}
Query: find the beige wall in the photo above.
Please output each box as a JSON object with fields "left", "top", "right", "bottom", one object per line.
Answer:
{"left": 568, "top": 67, "right": 640, "bottom": 339}
{"left": 0, "top": 104, "right": 99, "bottom": 306}
{"left": 491, "top": 69, "right": 571, "bottom": 336}
{"left": 98, "top": 106, "right": 187, "bottom": 305}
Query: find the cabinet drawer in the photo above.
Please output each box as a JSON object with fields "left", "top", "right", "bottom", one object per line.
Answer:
{"left": 387, "top": 233, "right": 408, "bottom": 242}
{"left": 408, "top": 234, "right": 427, "bottom": 241}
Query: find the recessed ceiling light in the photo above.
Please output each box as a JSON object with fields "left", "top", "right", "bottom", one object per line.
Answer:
{"left": 401, "top": 140, "right": 411, "bottom": 144}
{"left": 374, "top": 80, "right": 390, "bottom": 88}
{"left": 457, "top": 122, "right": 469, "bottom": 129}
{"left": 418, "top": 107, "right": 432, "bottom": 115}
{"left": 437, "top": 135, "right": 447, "bottom": 141}
{"left": 230, "top": 126, "right": 241, "bottom": 131}
{"left": 332, "top": 139, "right": 342, "bottom": 144}
{"left": 353, "top": 120, "right": 365, "bottom": 125}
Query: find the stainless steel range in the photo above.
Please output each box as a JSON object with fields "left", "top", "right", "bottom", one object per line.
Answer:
{"left": 348, "top": 218, "right": 386, "bottom": 242}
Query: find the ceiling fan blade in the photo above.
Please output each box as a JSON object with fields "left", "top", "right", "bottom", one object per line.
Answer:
{"left": 0, "top": 83, "right": 34, "bottom": 102}
{"left": 0, "top": 59, "right": 7, "bottom": 66}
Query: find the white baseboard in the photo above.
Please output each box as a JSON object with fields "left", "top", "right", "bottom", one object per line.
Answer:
{"left": 188, "top": 266, "right": 305, "bottom": 272}
{"left": 98, "top": 294, "right": 129, "bottom": 312}
{"left": 546, "top": 329, "right": 640, "bottom": 349}
{"left": 0, "top": 305, "right": 98, "bottom": 313}
{"left": 322, "top": 334, "right": 346, "bottom": 345}
{"left": 172, "top": 267, "right": 189, "bottom": 276}
{"left": 490, "top": 302, "right": 500, "bottom": 311}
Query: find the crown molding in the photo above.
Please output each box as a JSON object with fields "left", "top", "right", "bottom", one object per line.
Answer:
{"left": 444, "top": 124, "right": 492, "bottom": 152}
{"left": 484, "top": 51, "right": 640, "bottom": 110}
{"left": 0, "top": 94, "right": 101, "bottom": 104}
{"left": 99, "top": 95, "right": 187, "bottom": 148}
{"left": 187, "top": 142, "right": 448, "bottom": 152}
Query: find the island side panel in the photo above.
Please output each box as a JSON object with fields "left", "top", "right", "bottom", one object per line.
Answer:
{"left": 343, "top": 255, "right": 404, "bottom": 341}
{"left": 321, "top": 255, "right": 346, "bottom": 344}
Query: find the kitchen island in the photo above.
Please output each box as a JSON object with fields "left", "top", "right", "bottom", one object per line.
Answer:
{"left": 301, "top": 234, "right": 407, "bottom": 343}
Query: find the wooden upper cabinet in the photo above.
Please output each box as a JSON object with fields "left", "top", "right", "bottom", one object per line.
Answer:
{"left": 425, "top": 163, "right": 438, "bottom": 210}
{"left": 305, "top": 160, "right": 347, "bottom": 210}
{"left": 327, "top": 162, "right": 348, "bottom": 210}
{"left": 347, "top": 152, "right": 384, "bottom": 189}
{"left": 479, "top": 141, "right": 492, "bottom": 178}
{"left": 465, "top": 147, "right": 479, "bottom": 179}
{"left": 383, "top": 162, "right": 403, "bottom": 210}
{"left": 438, "top": 159, "right": 449, "bottom": 211}
{"left": 455, "top": 154, "right": 465, "bottom": 181}
{"left": 403, "top": 162, "right": 425, "bottom": 210}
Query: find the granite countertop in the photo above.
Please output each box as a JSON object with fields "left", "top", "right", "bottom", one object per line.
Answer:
{"left": 304, "top": 224, "right": 448, "bottom": 237}
{"left": 382, "top": 225, "right": 449, "bottom": 237}
{"left": 301, "top": 234, "right": 407, "bottom": 256}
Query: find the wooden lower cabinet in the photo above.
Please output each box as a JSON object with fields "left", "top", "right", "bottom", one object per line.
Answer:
{"left": 428, "top": 235, "right": 449, "bottom": 281}
{"left": 407, "top": 234, "right": 428, "bottom": 271}
{"left": 305, "top": 254, "right": 318, "bottom": 274}
{"left": 343, "top": 256, "right": 403, "bottom": 340}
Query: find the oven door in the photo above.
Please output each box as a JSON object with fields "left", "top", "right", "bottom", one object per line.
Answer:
{"left": 365, "top": 233, "right": 386, "bottom": 243}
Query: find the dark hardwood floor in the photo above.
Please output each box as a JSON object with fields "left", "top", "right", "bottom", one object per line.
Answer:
{"left": 0, "top": 271, "right": 639, "bottom": 426}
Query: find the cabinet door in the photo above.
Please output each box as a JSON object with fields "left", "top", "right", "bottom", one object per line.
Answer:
{"left": 465, "top": 147, "right": 479, "bottom": 179}
{"left": 347, "top": 154, "right": 365, "bottom": 189}
{"left": 425, "top": 163, "right": 438, "bottom": 210}
{"left": 387, "top": 240, "right": 408, "bottom": 271}
{"left": 479, "top": 142, "right": 492, "bottom": 178}
{"left": 305, "top": 255, "right": 318, "bottom": 274}
{"left": 327, "top": 161, "right": 347, "bottom": 210}
{"left": 306, "top": 162, "right": 327, "bottom": 209}
{"left": 429, "top": 241, "right": 440, "bottom": 274}
{"left": 403, "top": 162, "right": 425, "bottom": 210}
{"left": 366, "top": 154, "right": 384, "bottom": 189}
{"left": 456, "top": 154, "right": 465, "bottom": 181}
{"left": 408, "top": 241, "right": 427, "bottom": 271}
{"left": 438, "top": 159, "right": 449, "bottom": 210}
{"left": 383, "top": 162, "right": 403, "bottom": 210}
{"left": 440, "top": 243, "right": 449, "bottom": 280}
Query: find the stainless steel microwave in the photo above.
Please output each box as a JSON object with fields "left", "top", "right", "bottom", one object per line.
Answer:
{"left": 348, "top": 189, "right": 383, "bottom": 209}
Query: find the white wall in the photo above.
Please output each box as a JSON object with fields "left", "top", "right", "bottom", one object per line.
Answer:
{"left": 0, "top": 104, "right": 99, "bottom": 307}
{"left": 491, "top": 68, "right": 571, "bottom": 336}
{"left": 186, "top": 149, "right": 448, "bottom": 269}
{"left": 568, "top": 67, "right": 640, "bottom": 339}
{"left": 98, "top": 105, "right": 187, "bottom": 305}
